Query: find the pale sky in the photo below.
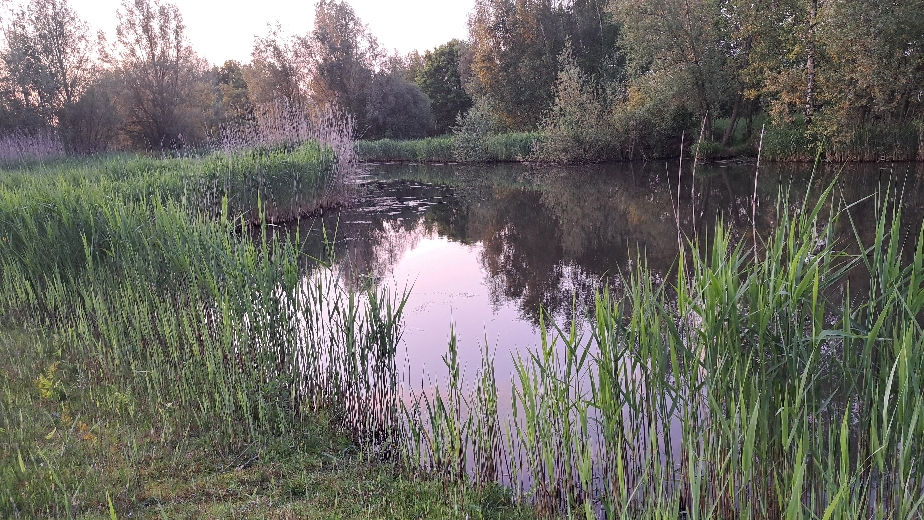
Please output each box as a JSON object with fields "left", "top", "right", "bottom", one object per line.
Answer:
{"left": 62, "top": 0, "right": 475, "bottom": 65}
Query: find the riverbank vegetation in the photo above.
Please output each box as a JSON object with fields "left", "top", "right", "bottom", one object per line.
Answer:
{"left": 3, "top": 0, "right": 922, "bottom": 163}
{"left": 355, "top": 133, "right": 538, "bottom": 163}
{"left": 5, "top": 148, "right": 924, "bottom": 516}
{"left": 0, "top": 148, "right": 540, "bottom": 518}
{"left": 395, "top": 180, "right": 924, "bottom": 517}
{"left": 1, "top": 327, "right": 534, "bottom": 518}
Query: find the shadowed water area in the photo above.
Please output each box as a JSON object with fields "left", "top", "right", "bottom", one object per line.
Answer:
{"left": 288, "top": 161, "right": 924, "bottom": 390}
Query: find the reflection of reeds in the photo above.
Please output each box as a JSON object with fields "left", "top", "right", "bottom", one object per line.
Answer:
{"left": 407, "top": 183, "right": 924, "bottom": 517}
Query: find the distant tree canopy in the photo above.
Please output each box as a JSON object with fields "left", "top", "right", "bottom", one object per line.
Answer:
{"left": 0, "top": 0, "right": 921, "bottom": 158}
{"left": 110, "top": 0, "right": 211, "bottom": 149}
{"left": 468, "top": 0, "right": 619, "bottom": 131}
{"left": 416, "top": 39, "right": 472, "bottom": 136}
{"left": 0, "top": 0, "right": 95, "bottom": 146}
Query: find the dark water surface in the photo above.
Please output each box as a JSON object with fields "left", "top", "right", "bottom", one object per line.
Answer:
{"left": 295, "top": 161, "right": 924, "bottom": 388}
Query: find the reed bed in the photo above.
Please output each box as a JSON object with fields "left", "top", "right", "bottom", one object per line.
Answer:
{"left": 0, "top": 131, "right": 67, "bottom": 164}
{"left": 0, "top": 144, "right": 407, "bottom": 516}
{"left": 356, "top": 137, "right": 455, "bottom": 163}
{"left": 5, "top": 141, "right": 924, "bottom": 517}
{"left": 355, "top": 133, "right": 539, "bottom": 163}
{"left": 404, "top": 183, "right": 924, "bottom": 518}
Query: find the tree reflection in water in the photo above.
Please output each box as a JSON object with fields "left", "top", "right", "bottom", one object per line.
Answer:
{"left": 282, "top": 161, "right": 924, "bottom": 369}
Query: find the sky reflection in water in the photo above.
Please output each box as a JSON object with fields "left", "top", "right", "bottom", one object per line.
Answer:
{"left": 297, "top": 161, "right": 924, "bottom": 389}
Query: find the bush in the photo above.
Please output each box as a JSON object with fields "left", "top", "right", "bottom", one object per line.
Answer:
{"left": 530, "top": 46, "right": 617, "bottom": 163}
{"left": 610, "top": 75, "right": 695, "bottom": 161}
{"left": 364, "top": 72, "right": 435, "bottom": 140}
{"left": 452, "top": 97, "right": 497, "bottom": 162}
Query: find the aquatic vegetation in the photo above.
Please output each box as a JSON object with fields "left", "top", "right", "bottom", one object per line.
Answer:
{"left": 3, "top": 142, "right": 923, "bottom": 517}
{"left": 355, "top": 133, "right": 539, "bottom": 164}
{"left": 356, "top": 137, "right": 455, "bottom": 163}
{"left": 0, "top": 144, "right": 407, "bottom": 515}
{"left": 406, "top": 183, "right": 924, "bottom": 517}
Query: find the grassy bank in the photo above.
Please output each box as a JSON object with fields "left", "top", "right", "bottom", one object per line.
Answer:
{"left": 4, "top": 145, "right": 924, "bottom": 517}
{"left": 355, "top": 133, "right": 537, "bottom": 163}
{"left": 0, "top": 148, "right": 534, "bottom": 518}
{"left": 0, "top": 328, "right": 533, "bottom": 518}
{"left": 357, "top": 122, "right": 924, "bottom": 164}
{"left": 0, "top": 142, "right": 345, "bottom": 224}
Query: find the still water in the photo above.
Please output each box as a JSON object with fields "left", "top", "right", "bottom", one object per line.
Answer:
{"left": 296, "top": 160, "right": 924, "bottom": 389}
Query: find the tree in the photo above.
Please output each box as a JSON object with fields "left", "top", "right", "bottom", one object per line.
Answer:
{"left": 365, "top": 70, "right": 433, "bottom": 139}
{"left": 246, "top": 26, "right": 306, "bottom": 109}
{"left": 812, "top": 0, "right": 924, "bottom": 131}
{"left": 468, "top": 0, "right": 565, "bottom": 130}
{"left": 0, "top": 0, "right": 95, "bottom": 144}
{"left": 532, "top": 44, "right": 614, "bottom": 162}
{"left": 468, "top": 0, "right": 622, "bottom": 131}
{"left": 610, "top": 0, "right": 735, "bottom": 139}
{"left": 110, "top": 0, "right": 209, "bottom": 149}
{"left": 300, "top": 0, "right": 379, "bottom": 131}
{"left": 64, "top": 70, "right": 121, "bottom": 153}
{"left": 562, "top": 0, "right": 622, "bottom": 84}
{"left": 215, "top": 60, "right": 254, "bottom": 124}
{"left": 416, "top": 39, "right": 472, "bottom": 135}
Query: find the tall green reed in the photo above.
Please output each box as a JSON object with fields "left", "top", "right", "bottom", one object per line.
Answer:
{"left": 0, "top": 147, "right": 402, "bottom": 449}
{"left": 406, "top": 180, "right": 924, "bottom": 517}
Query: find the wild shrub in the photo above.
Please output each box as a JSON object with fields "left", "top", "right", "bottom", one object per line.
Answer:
{"left": 364, "top": 72, "right": 435, "bottom": 140}
{"left": 610, "top": 74, "right": 694, "bottom": 160}
{"left": 452, "top": 97, "right": 498, "bottom": 163}
{"left": 530, "top": 45, "right": 616, "bottom": 163}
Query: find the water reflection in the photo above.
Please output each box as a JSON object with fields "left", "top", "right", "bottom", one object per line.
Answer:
{"left": 288, "top": 161, "right": 924, "bottom": 381}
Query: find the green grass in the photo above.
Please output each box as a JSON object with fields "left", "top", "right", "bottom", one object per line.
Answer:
{"left": 0, "top": 327, "right": 538, "bottom": 519}
{"left": 4, "top": 145, "right": 924, "bottom": 517}
{"left": 355, "top": 133, "right": 538, "bottom": 163}
{"left": 0, "top": 141, "right": 341, "bottom": 225}
{"left": 0, "top": 145, "right": 551, "bottom": 518}
{"left": 356, "top": 137, "right": 455, "bottom": 162}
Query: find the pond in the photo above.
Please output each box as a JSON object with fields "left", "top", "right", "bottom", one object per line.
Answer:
{"left": 293, "top": 160, "right": 924, "bottom": 391}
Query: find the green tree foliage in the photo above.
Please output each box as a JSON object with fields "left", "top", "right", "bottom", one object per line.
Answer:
{"left": 532, "top": 44, "right": 615, "bottom": 162}
{"left": 452, "top": 96, "right": 497, "bottom": 162}
{"left": 609, "top": 0, "right": 735, "bottom": 139}
{"left": 802, "top": 0, "right": 923, "bottom": 140}
{"left": 729, "top": 0, "right": 924, "bottom": 157}
{"left": 65, "top": 70, "right": 121, "bottom": 153}
{"left": 468, "top": 0, "right": 619, "bottom": 131}
{"left": 0, "top": 0, "right": 920, "bottom": 160}
{"left": 468, "top": 0, "right": 565, "bottom": 130}
{"left": 0, "top": 0, "right": 95, "bottom": 146}
{"left": 110, "top": 0, "right": 211, "bottom": 149}
{"left": 246, "top": 26, "right": 306, "bottom": 109}
{"left": 215, "top": 60, "right": 255, "bottom": 126}
{"left": 562, "top": 0, "right": 622, "bottom": 84}
{"left": 364, "top": 70, "right": 433, "bottom": 139}
{"left": 301, "top": 0, "right": 379, "bottom": 128}
{"left": 416, "top": 39, "right": 472, "bottom": 135}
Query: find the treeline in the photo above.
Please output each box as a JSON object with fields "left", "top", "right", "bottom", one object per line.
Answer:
{"left": 1, "top": 0, "right": 923, "bottom": 161}
{"left": 467, "top": 0, "right": 924, "bottom": 161}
